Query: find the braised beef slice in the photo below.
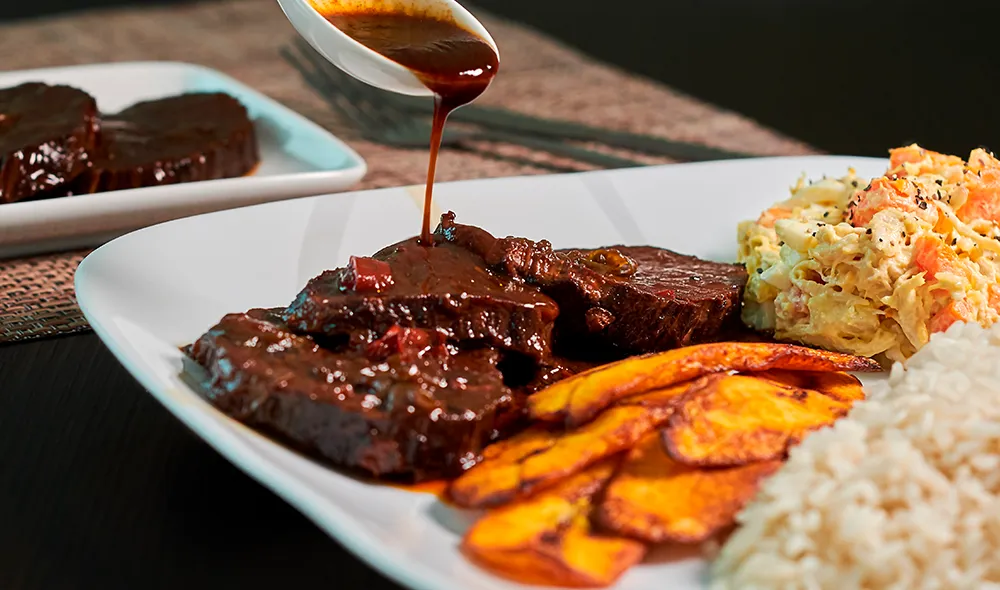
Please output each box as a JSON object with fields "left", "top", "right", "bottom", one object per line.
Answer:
{"left": 190, "top": 309, "right": 520, "bottom": 481}
{"left": 283, "top": 235, "right": 559, "bottom": 359}
{"left": 0, "top": 83, "right": 99, "bottom": 203}
{"left": 522, "top": 356, "right": 599, "bottom": 394}
{"left": 70, "top": 92, "right": 258, "bottom": 193}
{"left": 436, "top": 213, "right": 747, "bottom": 356}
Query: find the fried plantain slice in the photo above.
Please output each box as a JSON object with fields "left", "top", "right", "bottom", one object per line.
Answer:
{"left": 597, "top": 434, "right": 781, "bottom": 543}
{"left": 450, "top": 384, "right": 689, "bottom": 508}
{"left": 462, "top": 459, "right": 645, "bottom": 588}
{"left": 480, "top": 425, "right": 558, "bottom": 462}
{"left": 449, "top": 427, "right": 560, "bottom": 508}
{"left": 753, "top": 369, "right": 866, "bottom": 403}
{"left": 663, "top": 373, "right": 851, "bottom": 466}
{"left": 528, "top": 342, "right": 881, "bottom": 427}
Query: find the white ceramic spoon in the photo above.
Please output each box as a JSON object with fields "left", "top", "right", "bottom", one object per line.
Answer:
{"left": 276, "top": 0, "right": 499, "bottom": 97}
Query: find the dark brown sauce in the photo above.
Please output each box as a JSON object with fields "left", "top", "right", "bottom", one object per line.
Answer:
{"left": 322, "top": 11, "right": 499, "bottom": 243}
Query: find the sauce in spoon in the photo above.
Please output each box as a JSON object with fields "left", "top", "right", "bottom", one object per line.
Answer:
{"left": 321, "top": 10, "right": 499, "bottom": 244}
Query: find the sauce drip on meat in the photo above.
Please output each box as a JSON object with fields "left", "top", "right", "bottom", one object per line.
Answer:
{"left": 322, "top": 11, "right": 499, "bottom": 244}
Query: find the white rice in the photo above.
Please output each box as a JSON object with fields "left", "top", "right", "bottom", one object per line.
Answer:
{"left": 710, "top": 321, "right": 1000, "bottom": 590}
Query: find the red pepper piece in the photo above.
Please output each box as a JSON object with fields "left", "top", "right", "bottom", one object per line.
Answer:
{"left": 367, "top": 325, "right": 436, "bottom": 362}
{"left": 343, "top": 256, "right": 394, "bottom": 292}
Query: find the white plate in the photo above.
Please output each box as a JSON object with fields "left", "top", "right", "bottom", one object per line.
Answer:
{"left": 0, "top": 61, "right": 366, "bottom": 258}
{"left": 76, "top": 156, "right": 889, "bottom": 590}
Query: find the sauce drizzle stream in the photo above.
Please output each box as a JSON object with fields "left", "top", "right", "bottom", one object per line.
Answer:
{"left": 322, "top": 11, "right": 499, "bottom": 244}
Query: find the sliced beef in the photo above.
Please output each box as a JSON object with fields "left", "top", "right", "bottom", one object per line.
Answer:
{"left": 559, "top": 245, "right": 748, "bottom": 352}
{"left": 71, "top": 92, "right": 258, "bottom": 193}
{"left": 522, "top": 356, "right": 599, "bottom": 394}
{"left": 187, "top": 213, "right": 751, "bottom": 482}
{"left": 190, "top": 309, "right": 520, "bottom": 481}
{"left": 436, "top": 213, "right": 747, "bottom": 356}
{"left": 284, "top": 235, "right": 560, "bottom": 359}
{"left": 0, "top": 83, "right": 99, "bottom": 203}
{"left": 490, "top": 347, "right": 597, "bottom": 395}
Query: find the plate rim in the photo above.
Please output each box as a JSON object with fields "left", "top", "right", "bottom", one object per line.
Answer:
{"left": 75, "top": 155, "right": 888, "bottom": 590}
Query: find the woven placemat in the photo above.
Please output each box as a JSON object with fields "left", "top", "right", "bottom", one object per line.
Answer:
{"left": 0, "top": 250, "right": 92, "bottom": 342}
{"left": 0, "top": 0, "right": 815, "bottom": 344}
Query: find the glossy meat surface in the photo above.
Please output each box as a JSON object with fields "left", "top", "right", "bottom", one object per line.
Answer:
{"left": 0, "top": 83, "right": 99, "bottom": 203}
{"left": 189, "top": 309, "right": 520, "bottom": 481}
{"left": 284, "top": 235, "right": 560, "bottom": 359}
{"left": 71, "top": 92, "right": 258, "bottom": 193}
{"left": 437, "top": 213, "right": 746, "bottom": 356}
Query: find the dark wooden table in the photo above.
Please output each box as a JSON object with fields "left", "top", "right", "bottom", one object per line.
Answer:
{"left": 1, "top": 335, "right": 398, "bottom": 589}
{"left": 2, "top": 1, "right": 999, "bottom": 589}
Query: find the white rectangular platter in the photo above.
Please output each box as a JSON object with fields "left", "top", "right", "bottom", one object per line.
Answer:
{"left": 0, "top": 61, "right": 366, "bottom": 258}
{"left": 75, "top": 156, "right": 888, "bottom": 590}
